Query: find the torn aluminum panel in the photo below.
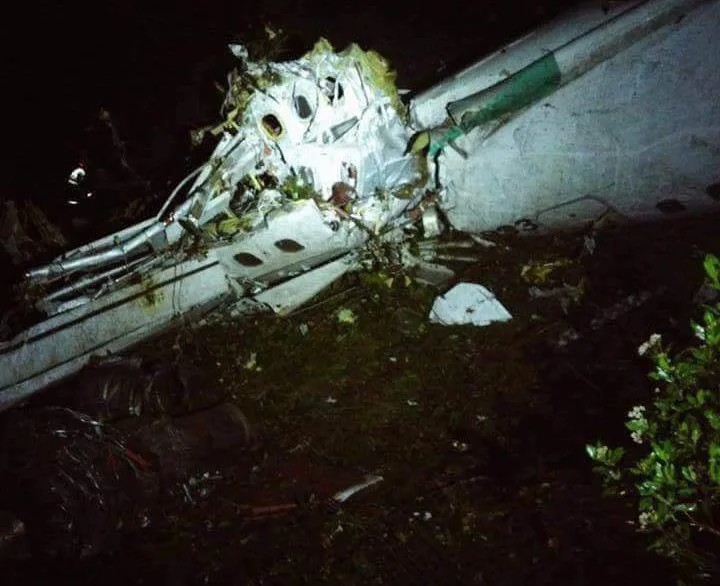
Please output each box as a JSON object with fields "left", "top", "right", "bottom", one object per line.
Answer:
{"left": 411, "top": 0, "right": 720, "bottom": 233}
{"left": 428, "top": 283, "right": 512, "bottom": 326}
{"left": 1, "top": 39, "right": 426, "bottom": 411}
{"left": 0, "top": 255, "right": 231, "bottom": 412}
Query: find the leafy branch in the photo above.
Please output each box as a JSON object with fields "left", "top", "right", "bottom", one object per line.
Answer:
{"left": 587, "top": 254, "right": 720, "bottom": 578}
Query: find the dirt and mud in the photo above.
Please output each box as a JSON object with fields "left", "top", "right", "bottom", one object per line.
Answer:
{"left": 3, "top": 212, "right": 720, "bottom": 585}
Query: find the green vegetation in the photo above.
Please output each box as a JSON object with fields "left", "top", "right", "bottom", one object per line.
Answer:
{"left": 588, "top": 255, "right": 720, "bottom": 579}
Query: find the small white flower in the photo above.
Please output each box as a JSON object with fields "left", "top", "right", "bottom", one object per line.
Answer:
{"left": 627, "top": 405, "right": 646, "bottom": 420}
{"left": 638, "top": 333, "right": 662, "bottom": 356}
{"left": 631, "top": 431, "right": 643, "bottom": 445}
{"left": 638, "top": 511, "right": 655, "bottom": 529}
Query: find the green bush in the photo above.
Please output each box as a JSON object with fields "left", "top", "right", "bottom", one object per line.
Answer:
{"left": 587, "top": 255, "right": 720, "bottom": 578}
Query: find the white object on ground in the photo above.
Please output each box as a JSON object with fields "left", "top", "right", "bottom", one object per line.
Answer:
{"left": 333, "top": 475, "right": 384, "bottom": 503}
{"left": 428, "top": 282, "right": 512, "bottom": 326}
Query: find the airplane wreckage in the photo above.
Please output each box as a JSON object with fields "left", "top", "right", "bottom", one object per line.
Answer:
{"left": 1, "top": 0, "right": 719, "bottom": 411}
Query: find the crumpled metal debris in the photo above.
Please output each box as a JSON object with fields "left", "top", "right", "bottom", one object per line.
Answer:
{"left": 207, "top": 35, "right": 423, "bottom": 229}
{"left": 0, "top": 37, "right": 434, "bottom": 408}
{"left": 429, "top": 283, "right": 512, "bottom": 326}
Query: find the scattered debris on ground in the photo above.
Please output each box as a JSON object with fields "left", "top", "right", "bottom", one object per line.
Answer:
{"left": 3, "top": 3, "right": 720, "bottom": 581}
{"left": 3, "top": 213, "right": 718, "bottom": 585}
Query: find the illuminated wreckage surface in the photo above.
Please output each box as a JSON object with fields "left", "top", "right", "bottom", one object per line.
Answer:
{"left": 0, "top": 39, "right": 436, "bottom": 410}
{"left": 1, "top": 0, "right": 720, "bottom": 409}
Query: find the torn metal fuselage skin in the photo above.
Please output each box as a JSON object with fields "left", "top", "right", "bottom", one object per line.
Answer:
{"left": 1, "top": 39, "right": 422, "bottom": 411}
{"left": 2, "top": 0, "right": 719, "bottom": 410}
{"left": 413, "top": 0, "right": 720, "bottom": 232}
